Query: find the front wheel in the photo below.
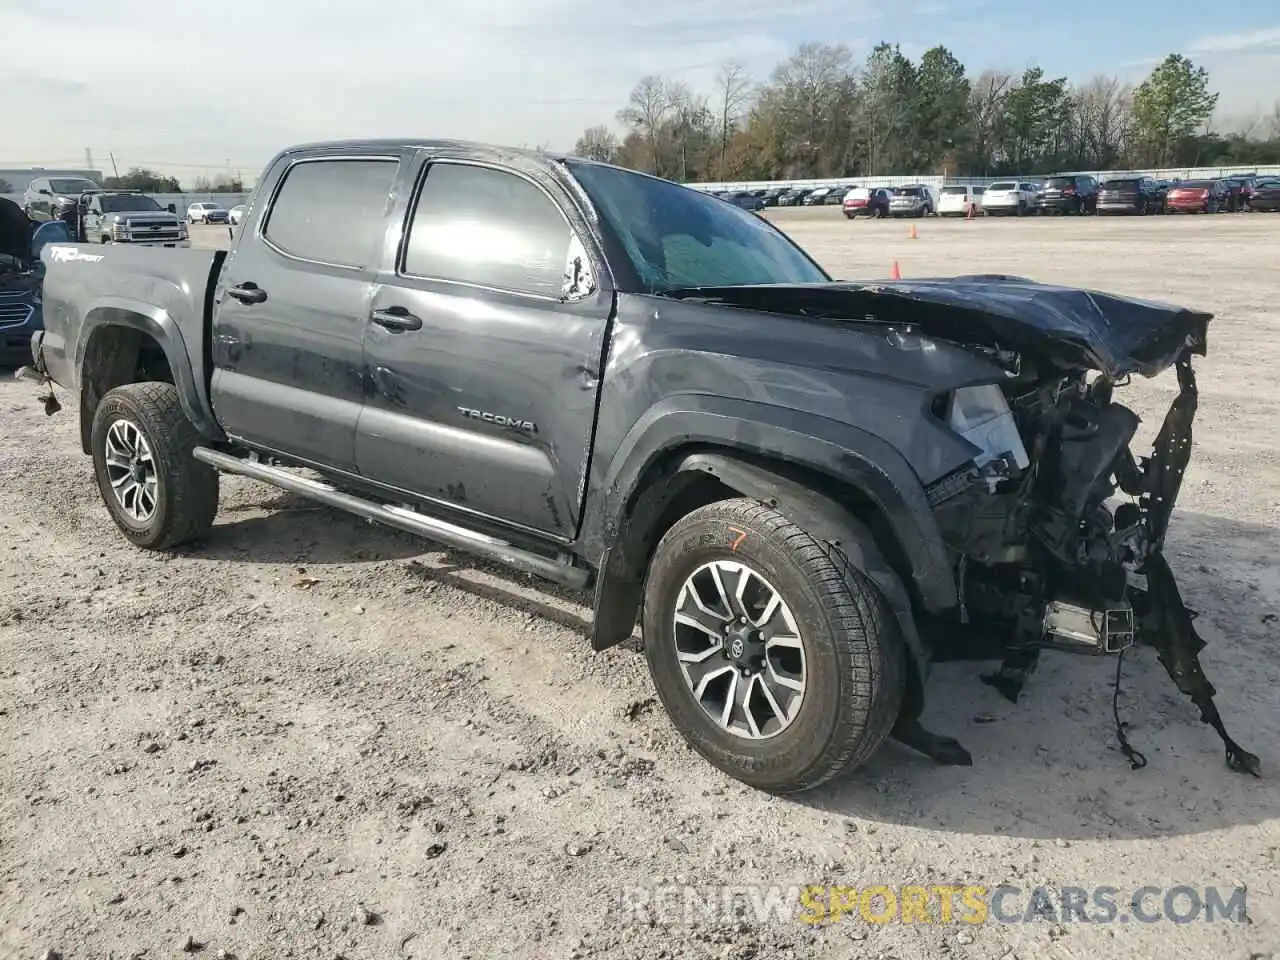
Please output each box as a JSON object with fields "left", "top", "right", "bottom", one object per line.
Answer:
{"left": 90, "top": 382, "right": 220, "bottom": 550}
{"left": 642, "top": 498, "right": 905, "bottom": 793}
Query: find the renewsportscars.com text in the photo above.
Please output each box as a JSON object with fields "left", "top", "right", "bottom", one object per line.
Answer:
{"left": 613, "top": 883, "right": 1248, "bottom": 927}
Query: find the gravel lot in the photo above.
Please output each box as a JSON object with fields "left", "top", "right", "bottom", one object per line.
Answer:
{"left": 2, "top": 211, "right": 1277, "bottom": 960}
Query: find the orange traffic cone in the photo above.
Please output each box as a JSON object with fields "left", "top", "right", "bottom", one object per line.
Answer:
{"left": 908, "top": 224, "right": 919, "bottom": 239}
{"left": 890, "top": 261, "right": 901, "bottom": 280}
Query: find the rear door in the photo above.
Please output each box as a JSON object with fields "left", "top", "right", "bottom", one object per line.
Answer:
{"left": 210, "top": 149, "right": 409, "bottom": 471}
{"left": 355, "top": 151, "right": 614, "bottom": 539}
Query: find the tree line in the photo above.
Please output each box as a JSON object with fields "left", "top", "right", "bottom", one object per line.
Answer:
{"left": 98, "top": 168, "right": 245, "bottom": 193}
{"left": 572, "top": 47, "right": 1280, "bottom": 183}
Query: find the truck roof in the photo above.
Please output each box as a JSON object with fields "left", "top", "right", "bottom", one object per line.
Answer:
{"left": 279, "top": 138, "right": 569, "bottom": 163}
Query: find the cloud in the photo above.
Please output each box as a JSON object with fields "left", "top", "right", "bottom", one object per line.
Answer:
{"left": 0, "top": 0, "right": 977, "bottom": 179}
{"left": 4, "top": 0, "right": 1265, "bottom": 184}
{"left": 1189, "top": 26, "right": 1280, "bottom": 55}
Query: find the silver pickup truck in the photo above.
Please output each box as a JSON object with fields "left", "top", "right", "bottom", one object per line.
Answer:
{"left": 74, "top": 191, "right": 190, "bottom": 247}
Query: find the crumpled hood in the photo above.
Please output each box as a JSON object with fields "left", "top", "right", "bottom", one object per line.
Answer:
{"left": 665, "top": 275, "right": 1211, "bottom": 379}
{"left": 0, "top": 197, "right": 34, "bottom": 264}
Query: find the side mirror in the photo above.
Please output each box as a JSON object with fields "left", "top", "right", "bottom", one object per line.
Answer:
{"left": 167, "top": 204, "right": 176, "bottom": 213}
{"left": 38, "top": 188, "right": 51, "bottom": 195}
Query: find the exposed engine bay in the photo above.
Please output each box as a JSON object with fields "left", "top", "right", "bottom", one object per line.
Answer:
{"left": 926, "top": 337, "right": 1260, "bottom": 777}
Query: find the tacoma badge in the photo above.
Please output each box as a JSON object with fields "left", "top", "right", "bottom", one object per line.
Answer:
{"left": 456, "top": 406, "right": 537, "bottom": 433}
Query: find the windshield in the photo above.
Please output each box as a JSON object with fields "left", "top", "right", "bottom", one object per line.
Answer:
{"left": 892, "top": 188, "right": 922, "bottom": 197}
{"left": 1101, "top": 179, "right": 1140, "bottom": 189}
{"left": 940, "top": 186, "right": 968, "bottom": 195}
{"left": 100, "top": 194, "right": 163, "bottom": 213}
{"left": 1044, "top": 177, "right": 1077, "bottom": 188}
{"left": 987, "top": 182, "right": 1016, "bottom": 191}
{"left": 564, "top": 161, "right": 829, "bottom": 294}
{"left": 1177, "top": 181, "right": 1212, "bottom": 189}
{"left": 49, "top": 179, "right": 99, "bottom": 194}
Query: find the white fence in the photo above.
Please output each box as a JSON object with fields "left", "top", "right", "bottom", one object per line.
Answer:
{"left": 689, "top": 164, "right": 1280, "bottom": 193}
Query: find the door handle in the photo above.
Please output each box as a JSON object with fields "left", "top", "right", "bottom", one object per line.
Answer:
{"left": 370, "top": 308, "right": 423, "bottom": 332}
{"left": 227, "top": 282, "right": 267, "bottom": 304}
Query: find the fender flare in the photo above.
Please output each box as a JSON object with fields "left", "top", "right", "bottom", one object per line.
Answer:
{"left": 674, "top": 452, "right": 931, "bottom": 694}
{"left": 77, "top": 297, "right": 223, "bottom": 448}
{"left": 586, "top": 396, "right": 956, "bottom": 612}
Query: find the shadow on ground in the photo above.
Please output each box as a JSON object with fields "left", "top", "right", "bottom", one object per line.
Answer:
{"left": 192, "top": 491, "right": 1280, "bottom": 840}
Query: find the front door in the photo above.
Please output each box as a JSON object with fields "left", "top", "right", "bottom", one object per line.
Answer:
{"left": 210, "top": 152, "right": 407, "bottom": 472}
{"left": 356, "top": 154, "right": 613, "bottom": 539}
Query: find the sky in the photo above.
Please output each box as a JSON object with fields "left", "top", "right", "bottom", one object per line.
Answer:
{"left": 2, "top": 0, "right": 1277, "bottom": 184}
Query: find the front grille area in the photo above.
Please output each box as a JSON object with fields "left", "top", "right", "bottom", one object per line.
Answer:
{"left": 123, "top": 219, "right": 184, "bottom": 242}
{"left": 0, "top": 302, "right": 35, "bottom": 329}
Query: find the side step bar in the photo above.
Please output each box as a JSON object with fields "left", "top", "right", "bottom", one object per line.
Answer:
{"left": 192, "top": 447, "right": 591, "bottom": 590}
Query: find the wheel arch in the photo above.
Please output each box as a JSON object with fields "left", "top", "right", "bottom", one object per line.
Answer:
{"left": 591, "top": 445, "right": 933, "bottom": 715}
{"left": 76, "top": 301, "right": 223, "bottom": 454}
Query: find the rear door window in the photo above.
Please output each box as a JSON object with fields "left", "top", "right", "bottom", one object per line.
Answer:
{"left": 263, "top": 157, "right": 399, "bottom": 268}
{"left": 402, "top": 161, "right": 573, "bottom": 299}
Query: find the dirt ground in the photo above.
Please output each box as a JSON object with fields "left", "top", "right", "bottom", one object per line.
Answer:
{"left": 2, "top": 211, "right": 1277, "bottom": 960}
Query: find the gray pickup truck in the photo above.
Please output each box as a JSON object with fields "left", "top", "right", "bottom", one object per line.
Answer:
{"left": 21, "top": 139, "right": 1258, "bottom": 790}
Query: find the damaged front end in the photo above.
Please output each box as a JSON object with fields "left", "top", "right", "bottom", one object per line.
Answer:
{"left": 900, "top": 277, "right": 1260, "bottom": 777}
{"left": 666, "top": 276, "right": 1259, "bottom": 775}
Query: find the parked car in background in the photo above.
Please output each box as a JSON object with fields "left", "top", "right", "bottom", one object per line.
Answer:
{"left": 802, "top": 187, "right": 834, "bottom": 206}
{"left": 724, "top": 191, "right": 765, "bottom": 212}
{"left": 187, "top": 202, "right": 230, "bottom": 224}
{"left": 936, "top": 184, "right": 984, "bottom": 217}
{"left": 1247, "top": 178, "right": 1280, "bottom": 211}
{"left": 776, "top": 188, "right": 810, "bottom": 207}
{"left": 1217, "top": 178, "right": 1247, "bottom": 212}
{"left": 888, "top": 185, "right": 936, "bottom": 217}
{"left": 980, "top": 181, "right": 1036, "bottom": 216}
{"left": 1096, "top": 177, "right": 1162, "bottom": 215}
{"left": 1037, "top": 175, "right": 1099, "bottom": 215}
{"left": 823, "top": 186, "right": 849, "bottom": 205}
{"left": 1166, "top": 180, "right": 1228, "bottom": 214}
{"left": 22, "top": 176, "right": 104, "bottom": 222}
{"left": 78, "top": 191, "right": 190, "bottom": 246}
{"left": 0, "top": 198, "right": 56, "bottom": 366}
{"left": 229, "top": 204, "right": 248, "bottom": 225}
{"left": 759, "top": 187, "right": 788, "bottom": 208}
{"left": 1235, "top": 175, "right": 1268, "bottom": 210}
{"left": 842, "top": 186, "right": 891, "bottom": 219}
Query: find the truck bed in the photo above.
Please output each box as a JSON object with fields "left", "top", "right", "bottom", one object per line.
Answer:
{"left": 37, "top": 242, "right": 225, "bottom": 398}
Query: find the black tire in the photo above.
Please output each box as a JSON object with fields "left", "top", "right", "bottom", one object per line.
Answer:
{"left": 642, "top": 498, "right": 905, "bottom": 793}
{"left": 90, "top": 382, "right": 219, "bottom": 550}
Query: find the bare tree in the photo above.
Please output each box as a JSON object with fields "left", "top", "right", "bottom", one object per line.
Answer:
{"left": 617, "top": 75, "right": 676, "bottom": 175}
{"left": 714, "top": 60, "right": 754, "bottom": 175}
{"left": 1073, "top": 75, "right": 1133, "bottom": 169}
{"left": 572, "top": 125, "right": 620, "bottom": 163}
{"left": 968, "top": 70, "right": 1012, "bottom": 171}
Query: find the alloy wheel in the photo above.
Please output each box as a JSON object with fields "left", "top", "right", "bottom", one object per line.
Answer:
{"left": 103, "top": 419, "right": 159, "bottom": 523}
{"left": 672, "top": 559, "right": 807, "bottom": 740}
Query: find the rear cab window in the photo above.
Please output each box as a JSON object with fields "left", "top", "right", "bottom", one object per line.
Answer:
{"left": 401, "top": 161, "right": 575, "bottom": 299}
{"left": 262, "top": 157, "right": 399, "bottom": 268}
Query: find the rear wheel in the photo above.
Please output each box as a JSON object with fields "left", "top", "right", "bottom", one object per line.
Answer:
{"left": 642, "top": 498, "right": 905, "bottom": 793}
{"left": 90, "top": 382, "right": 220, "bottom": 550}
